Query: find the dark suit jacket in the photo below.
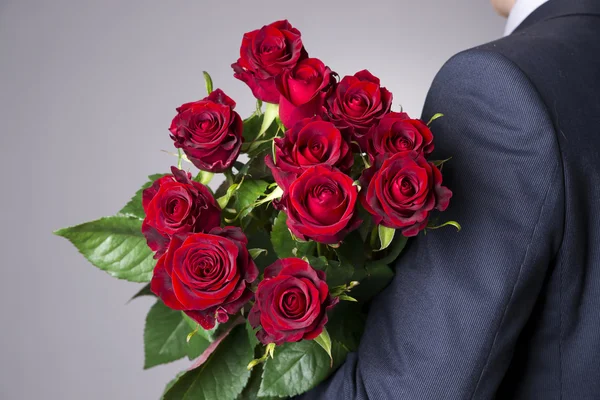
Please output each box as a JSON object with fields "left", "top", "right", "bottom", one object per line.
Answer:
{"left": 302, "top": 1, "right": 600, "bottom": 398}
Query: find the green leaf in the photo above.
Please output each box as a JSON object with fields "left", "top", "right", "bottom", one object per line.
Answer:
{"left": 164, "top": 324, "right": 255, "bottom": 400}
{"left": 338, "top": 294, "right": 358, "bottom": 302}
{"left": 128, "top": 283, "right": 154, "bottom": 302}
{"left": 161, "top": 371, "right": 187, "bottom": 400}
{"left": 144, "top": 301, "right": 210, "bottom": 369}
{"left": 241, "top": 139, "right": 273, "bottom": 154}
{"left": 237, "top": 364, "right": 277, "bottom": 400}
{"left": 233, "top": 180, "right": 270, "bottom": 219}
{"left": 326, "top": 302, "right": 366, "bottom": 352}
{"left": 245, "top": 320, "right": 260, "bottom": 350}
{"left": 181, "top": 312, "right": 218, "bottom": 342}
{"left": 314, "top": 329, "right": 333, "bottom": 365}
{"left": 217, "top": 181, "right": 241, "bottom": 209}
{"left": 430, "top": 157, "right": 453, "bottom": 168}
{"left": 259, "top": 340, "right": 331, "bottom": 397}
{"left": 245, "top": 156, "right": 272, "bottom": 180}
{"left": 427, "top": 113, "right": 444, "bottom": 126}
{"left": 372, "top": 234, "right": 408, "bottom": 265}
{"left": 336, "top": 231, "right": 367, "bottom": 268}
{"left": 357, "top": 206, "right": 374, "bottom": 242}
{"left": 248, "top": 248, "right": 268, "bottom": 259}
{"left": 259, "top": 103, "right": 279, "bottom": 136}
{"left": 203, "top": 71, "right": 213, "bottom": 95}
{"left": 187, "top": 333, "right": 211, "bottom": 360}
{"left": 271, "top": 212, "right": 315, "bottom": 259}
{"left": 377, "top": 225, "right": 396, "bottom": 251}
{"left": 427, "top": 220, "right": 462, "bottom": 232}
{"left": 351, "top": 262, "right": 395, "bottom": 303}
{"left": 251, "top": 186, "right": 283, "bottom": 210}
{"left": 119, "top": 174, "right": 165, "bottom": 219}
{"left": 194, "top": 170, "right": 214, "bottom": 186}
{"left": 306, "top": 256, "right": 353, "bottom": 287}
{"left": 331, "top": 340, "right": 351, "bottom": 371}
{"left": 54, "top": 216, "right": 156, "bottom": 282}
{"left": 242, "top": 114, "right": 263, "bottom": 144}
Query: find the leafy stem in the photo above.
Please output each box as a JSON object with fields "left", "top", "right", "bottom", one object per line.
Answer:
{"left": 223, "top": 169, "right": 235, "bottom": 185}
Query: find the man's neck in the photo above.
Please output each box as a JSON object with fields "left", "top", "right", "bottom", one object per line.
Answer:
{"left": 504, "top": 0, "right": 550, "bottom": 36}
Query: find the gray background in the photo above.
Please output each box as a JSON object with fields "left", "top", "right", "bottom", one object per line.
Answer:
{"left": 0, "top": 1, "right": 504, "bottom": 399}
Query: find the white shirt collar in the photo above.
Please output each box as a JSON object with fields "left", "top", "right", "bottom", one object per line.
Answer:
{"left": 504, "top": 0, "right": 550, "bottom": 36}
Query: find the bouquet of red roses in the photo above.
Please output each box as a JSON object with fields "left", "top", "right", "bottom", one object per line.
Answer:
{"left": 56, "top": 20, "right": 456, "bottom": 399}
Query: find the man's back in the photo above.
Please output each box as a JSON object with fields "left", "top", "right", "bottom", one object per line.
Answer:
{"left": 303, "top": 1, "right": 600, "bottom": 398}
{"left": 471, "top": 2, "right": 600, "bottom": 397}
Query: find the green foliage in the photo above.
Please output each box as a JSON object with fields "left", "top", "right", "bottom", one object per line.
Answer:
{"left": 144, "top": 300, "right": 210, "bottom": 369}
{"left": 194, "top": 170, "right": 214, "bottom": 186}
{"left": 427, "top": 112, "right": 444, "bottom": 126}
{"left": 129, "top": 283, "right": 154, "bottom": 302}
{"left": 351, "top": 262, "right": 395, "bottom": 303}
{"left": 270, "top": 212, "right": 315, "bottom": 259}
{"left": 258, "top": 340, "right": 331, "bottom": 398}
{"left": 119, "top": 174, "right": 164, "bottom": 219}
{"left": 372, "top": 234, "right": 408, "bottom": 265}
{"left": 161, "top": 371, "right": 187, "bottom": 400}
{"left": 181, "top": 312, "right": 218, "bottom": 343}
{"left": 248, "top": 248, "right": 268, "bottom": 260}
{"left": 314, "top": 329, "right": 333, "bottom": 364}
{"left": 336, "top": 231, "right": 368, "bottom": 269}
{"left": 306, "top": 256, "right": 353, "bottom": 287}
{"left": 241, "top": 108, "right": 280, "bottom": 159}
{"left": 237, "top": 365, "right": 271, "bottom": 400}
{"left": 331, "top": 340, "right": 351, "bottom": 371}
{"left": 326, "top": 302, "right": 366, "bottom": 352}
{"left": 377, "top": 225, "right": 395, "bottom": 251}
{"left": 203, "top": 71, "right": 214, "bottom": 95}
{"left": 246, "top": 228, "right": 278, "bottom": 272}
{"left": 54, "top": 216, "right": 156, "bottom": 282}
{"left": 163, "top": 325, "right": 255, "bottom": 400}
{"left": 233, "top": 180, "right": 270, "bottom": 220}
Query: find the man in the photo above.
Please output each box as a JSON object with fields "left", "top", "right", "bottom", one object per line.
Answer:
{"left": 303, "top": 0, "right": 600, "bottom": 398}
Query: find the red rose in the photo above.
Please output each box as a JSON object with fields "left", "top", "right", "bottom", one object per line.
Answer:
{"left": 265, "top": 117, "right": 353, "bottom": 190}
{"left": 150, "top": 227, "right": 259, "bottom": 330}
{"left": 232, "top": 20, "right": 307, "bottom": 103}
{"left": 275, "top": 58, "right": 335, "bottom": 128}
{"left": 323, "top": 70, "right": 392, "bottom": 148}
{"left": 367, "top": 112, "right": 434, "bottom": 158}
{"left": 278, "top": 165, "right": 361, "bottom": 244}
{"left": 248, "top": 258, "right": 338, "bottom": 345}
{"left": 169, "top": 89, "right": 243, "bottom": 173}
{"left": 360, "top": 152, "right": 452, "bottom": 236}
{"left": 142, "top": 167, "right": 221, "bottom": 257}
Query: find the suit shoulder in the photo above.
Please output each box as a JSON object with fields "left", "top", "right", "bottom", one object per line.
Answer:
{"left": 426, "top": 43, "right": 552, "bottom": 124}
{"left": 424, "top": 43, "right": 557, "bottom": 155}
{"left": 432, "top": 45, "right": 527, "bottom": 95}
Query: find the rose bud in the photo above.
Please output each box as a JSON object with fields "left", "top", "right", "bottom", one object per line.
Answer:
{"left": 142, "top": 167, "right": 221, "bottom": 258}
{"left": 248, "top": 258, "right": 338, "bottom": 345}
{"left": 367, "top": 112, "right": 434, "bottom": 159}
{"left": 232, "top": 20, "right": 307, "bottom": 104}
{"left": 277, "top": 165, "right": 361, "bottom": 244}
{"left": 265, "top": 116, "right": 353, "bottom": 190}
{"left": 150, "top": 227, "right": 259, "bottom": 330}
{"left": 169, "top": 89, "right": 243, "bottom": 173}
{"left": 360, "top": 152, "right": 452, "bottom": 236}
{"left": 322, "top": 69, "right": 392, "bottom": 148}
{"left": 275, "top": 58, "right": 335, "bottom": 128}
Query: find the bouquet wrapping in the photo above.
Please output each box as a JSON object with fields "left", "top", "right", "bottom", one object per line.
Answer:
{"left": 56, "top": 19, "right": 457, "bottom": 399}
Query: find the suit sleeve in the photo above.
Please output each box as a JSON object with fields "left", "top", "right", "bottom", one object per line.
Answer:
{"left": 300, "top": 50, "right": 565, "bottom": 399}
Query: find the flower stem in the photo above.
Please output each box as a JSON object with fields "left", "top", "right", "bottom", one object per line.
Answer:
{"left": 224, "top": 169, "right": 235, "bottom": 185}
{"left": 317, "top": 242, "right": 326, "bottom": 258}
{"left": 369, "top": 225, "right": 379, "bottom": 250}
